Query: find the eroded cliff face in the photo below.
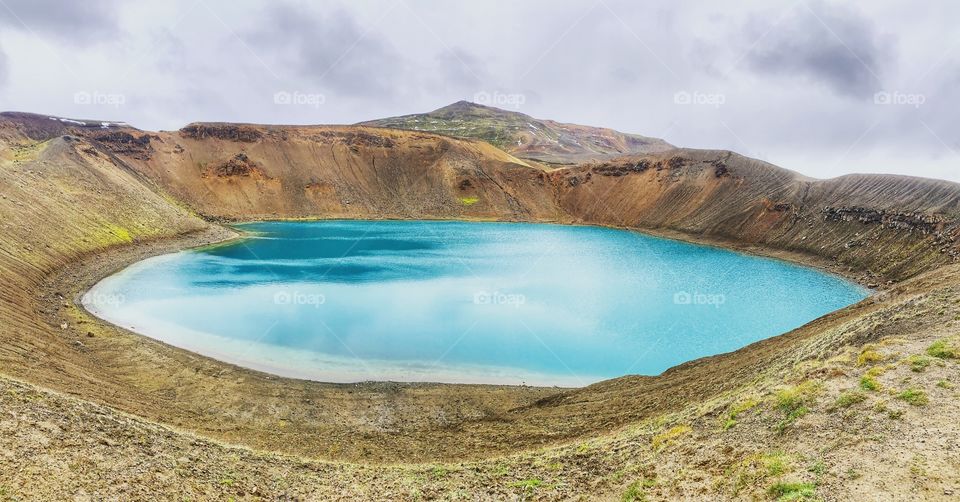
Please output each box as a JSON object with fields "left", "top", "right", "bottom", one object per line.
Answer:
{"left": 549, "top": 150, "right": 960, "bottom": 281}
{"left": 126, "top": 123, "right": 564, "bottom": 222}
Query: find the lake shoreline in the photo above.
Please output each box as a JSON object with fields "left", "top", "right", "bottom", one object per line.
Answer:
{"left": 26, "top": 213, "right": 907, "bottom": 465}
{"left": 81, "top": 219, "right": 868, "bottom": 387}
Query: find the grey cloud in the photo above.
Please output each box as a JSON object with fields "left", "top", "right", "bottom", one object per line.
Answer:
{"left": 0, "top": 0, "right": 120, "bottom": 43}
{"left": 0, "top": 45, "right": 7, "bottom": 86}
{"left": 433, "top": 48, "right": 484, "bottom": 89}
{"left": 247, "top": 4, "right": 404, "bottom": 97}
{"left": 610, "top": 67, "right": 640, "bottom": 85}
{"left": 742, "top": 2, "right": 891, "bottom": 97}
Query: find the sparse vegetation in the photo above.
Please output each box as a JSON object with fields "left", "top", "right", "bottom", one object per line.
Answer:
{"left": 906, "top": 355, "right": 931, "bottom": 372}
{"left": 926, "top": 338, "right": 959, "bottom": 359}
{"left": 722, "top": 397, "right": 759, "bottom": 430}
{"left": 857, "top": 346, "right": 884, "bottom": 366}
{"left": 773, "top": 381, "right": 820, "bottom": 432}
{"left": 909, "top": 455, "right": 929, "bottom": 477}
{"left": 775, "top": 382, "right": 821, "bottom": 412}
{"left": 730, "top": 451, "right": 793, "bottom": 496}
{"left": 763, "top": 452, "right": 789, "bottom": 476}
{"left": 651, "top": 425, "right": 691, "bottom": 450}
{"left": 767, "top": 482, "right": 816, "bottom": 501}
{"left": 860, "top": 375, "right": 880, "bottom": 391}
{"left": 807, "top": 460, "right": 826, "bottom": 476}
{"left": 621, "top": 478, "right": 655, "bottom": 502}
{"left": 622, "top": 481, "right": 645, "bottom": 502}
{"left": 833, "top": 390, "right": 866, "bottom": 409}
{"left": 509, "top": 478, "right": 543, "bottom": 493}
{"left": 361, "top": 101, "right": 670, "bottom": 162}
{"left": 897, "top": 388, "right": 928, "bottom": 406}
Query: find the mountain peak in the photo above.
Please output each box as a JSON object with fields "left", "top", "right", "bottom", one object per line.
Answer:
{"left": 434, "top": 100, "right": 481, "bottom": 112}
{"left": 428, "top": 100, "right": 526, "bottom": 118}
{"left": 360, "top": 103, "right": 673, "bottom": 164}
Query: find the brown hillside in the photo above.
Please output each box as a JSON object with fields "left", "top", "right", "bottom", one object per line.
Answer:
{"left": 551, "top": 150, "right": 960, "bottom": 281}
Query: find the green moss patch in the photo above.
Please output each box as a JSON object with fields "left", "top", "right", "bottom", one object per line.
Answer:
{"left": 927, "top": 338, "right": 959, "bottom": 359}
{"left": 767, "top": 482, "right": 816, "bottom": 501}
{"left": 832, "top": 390, "right": 866, "bottom": 410}
{"left": 897, "top": 388, "right": 928, "bottom": 406}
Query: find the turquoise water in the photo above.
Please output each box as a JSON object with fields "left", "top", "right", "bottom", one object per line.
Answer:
{"left": 84, "top": 221, "right": 868, "bottom": 386}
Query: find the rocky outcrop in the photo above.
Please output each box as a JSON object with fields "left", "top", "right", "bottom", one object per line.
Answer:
{"left": 309, "top": 130, "right": 397, "bottom": 149}
{"left": 179, "top": 123, "right": 263, "bottom": 142}
{"left": 93, "top": 131, "right": 155, "bottom": 160}
{"left": 590, "top": 156, "right": 693, "bottom": 177}
{"left": 204, "top": 153, "right": 269, "bottom": 179}
{"left": 592, "top": 159, "right": 652, "bottom": 176}
{"left": 712, "top": 159, "right": 730, "bottom": 177}
{"left": 822, "top": 206, "right": 949, "bottom": 234}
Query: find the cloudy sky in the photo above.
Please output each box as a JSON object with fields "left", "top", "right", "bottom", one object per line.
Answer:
{"left": 0, "top": 0, "right": 957, "bottom": 181}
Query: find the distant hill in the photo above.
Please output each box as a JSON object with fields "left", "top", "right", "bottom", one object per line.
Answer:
{"left": 359, "top": 100, "right": 674, "bottom": 164}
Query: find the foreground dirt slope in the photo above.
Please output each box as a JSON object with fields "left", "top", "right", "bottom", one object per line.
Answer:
{"left": 1, "top": 111, "right": 959, "bottom": 499}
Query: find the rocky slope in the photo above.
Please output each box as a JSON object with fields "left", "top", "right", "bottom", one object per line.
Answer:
{"left": 1, "top": 109, "right": 959, "bottom": 500}
{"left": 551, "top": 150, "right": 960, "bottom": 281}
{"left": 359, "top": 100, "right": 674, "bottom": 164}
{"left": 137, "top": 121, "right": 563, "bottom": 221}
{"left": 20, "top": 108, "right": 954, "bottom": 283}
